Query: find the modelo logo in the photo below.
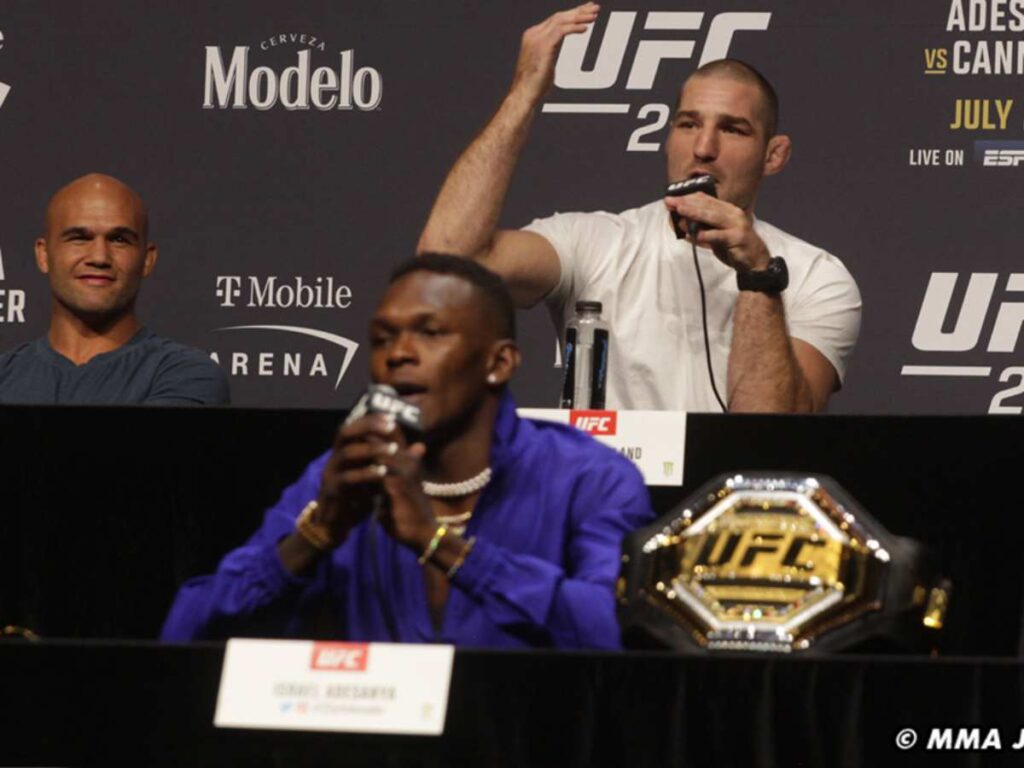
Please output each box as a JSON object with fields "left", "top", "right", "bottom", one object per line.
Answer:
{"left": 310, "top": 642, "right": 369, "bottom": 671}
{"left": 203, "top": 47, "right": 382, "bottom": 111}
{"left": 570, "top": 410, "right": 617, "bottom": 435}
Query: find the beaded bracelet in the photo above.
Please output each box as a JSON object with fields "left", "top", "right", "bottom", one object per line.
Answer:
{"left": 418, "top": 525, "right": 448, "bottom": 565}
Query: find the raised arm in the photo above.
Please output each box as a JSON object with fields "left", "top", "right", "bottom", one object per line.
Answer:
{"left": 417, "top": 4, "right": 599, "bottom": 308}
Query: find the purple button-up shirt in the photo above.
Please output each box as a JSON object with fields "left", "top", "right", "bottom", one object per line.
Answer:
{"left": 161, "top": 394, "right": 653, "bottom": 649}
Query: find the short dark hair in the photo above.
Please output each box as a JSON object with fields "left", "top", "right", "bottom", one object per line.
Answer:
{"left": 688, "top": 59, "right": 779, "bottom": 137}
{"left": 390, "top": 254, "right": 516, "bottom": 340}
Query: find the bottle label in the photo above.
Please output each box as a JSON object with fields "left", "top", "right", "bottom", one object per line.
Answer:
{"left": 590, "top": 328, "right": 609, "bottom": 409}
{"left": 560, "top": 327, "right": 577, "bottom": 408}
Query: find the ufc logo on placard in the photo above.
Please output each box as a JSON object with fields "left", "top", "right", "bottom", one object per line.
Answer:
{"left": 571, "top": 410, "right": 618, "bottom": 435}
{"left": 310, "top": 642, "right": 369, "bottom": 671}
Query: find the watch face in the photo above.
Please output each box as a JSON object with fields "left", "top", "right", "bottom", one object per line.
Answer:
{"left": 738, "top": 257, "right": 787, "bottom": 292}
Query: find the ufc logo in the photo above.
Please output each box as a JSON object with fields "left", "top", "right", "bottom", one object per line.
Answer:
{"left": 369, "top": 391, "right": 421, "bottom": 424}
{"left": 571, "top": 410, "right": 617, "bottom": 435}
{"left": 310, "top": 642, "right": 369, "bottom": 671}
{"left": 554, "top": 11, "right": 771, "bottom": 91}
{"left": 913, "top": 272, "right": 1024, "bottom": 352}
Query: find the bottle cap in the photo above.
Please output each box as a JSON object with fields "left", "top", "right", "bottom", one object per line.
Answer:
{"left": 575, "top": 300, "right": 602, "bottom": 313}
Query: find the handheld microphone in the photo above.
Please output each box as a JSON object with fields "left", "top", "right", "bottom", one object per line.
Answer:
{"left": 344, "top": 383, "right": 424, "bottom": 443}
{"left": 666, "top": 175, "right": 717, "bottom": 240}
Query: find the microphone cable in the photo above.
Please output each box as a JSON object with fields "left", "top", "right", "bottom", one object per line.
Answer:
{"left": 689, "top": 234, "right": 728, "bottom": 412}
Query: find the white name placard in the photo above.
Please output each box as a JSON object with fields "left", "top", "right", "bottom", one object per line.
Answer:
{"left": 518, "top": 408, "right": 686, "bottom": 486}
{"left": 214, "top": 639, "right": 454, "bottom": 735}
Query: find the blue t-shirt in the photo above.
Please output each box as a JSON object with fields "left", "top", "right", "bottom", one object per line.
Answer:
{"left": 0, "top": 328, "right": 229, "bottom": 405}
{"left": 161, "top": 392, "right": 653, "bottom": 649}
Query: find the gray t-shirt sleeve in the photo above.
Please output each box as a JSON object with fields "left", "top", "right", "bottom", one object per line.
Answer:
{"left": 144, "top": 349, "right": 231, "bottom": 406}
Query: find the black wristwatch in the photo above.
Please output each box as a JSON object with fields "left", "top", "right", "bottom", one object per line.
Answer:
{"left": 737, "top": 256, "right": 788, "bottom": 294}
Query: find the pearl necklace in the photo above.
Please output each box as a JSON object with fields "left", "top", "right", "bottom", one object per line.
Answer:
{"left": 422, "top": 467, "right": 492, "bottom": 498}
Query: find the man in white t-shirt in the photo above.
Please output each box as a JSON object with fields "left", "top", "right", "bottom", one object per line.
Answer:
{"left": 417, "top": 3, "right": 861, "bottom": 412}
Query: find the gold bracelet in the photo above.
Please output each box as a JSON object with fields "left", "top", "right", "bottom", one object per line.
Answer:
{"left": 418, "top": 524, "right": 448, "bottom": 565}
{"left": 295, "top": 500, "right": 335, "bottom": 551}
{"left": 446, "top": 536, "right": 477, "bottom": 579}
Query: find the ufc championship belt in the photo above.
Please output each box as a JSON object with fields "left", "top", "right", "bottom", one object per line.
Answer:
{"left": 618, "top": 472, "right": 950, "bottom": 653}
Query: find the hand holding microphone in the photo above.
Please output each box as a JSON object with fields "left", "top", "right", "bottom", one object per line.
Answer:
{"left": 315, "top": 385, "right": 436, "bottom": 551}
{"left": 666, "top": 174, "right": 717, "bottom": 240}
{"left": 664, "top": 175, "right": 771, "bottom": 273}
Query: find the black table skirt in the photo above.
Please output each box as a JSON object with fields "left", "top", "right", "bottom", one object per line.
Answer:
{"left": 2, "top": 640, "right": 1023, "bottom": 767}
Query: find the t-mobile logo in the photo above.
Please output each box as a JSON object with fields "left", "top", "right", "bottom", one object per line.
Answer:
{"left": 216, "top": 275, "right": 243, "bottom": 306}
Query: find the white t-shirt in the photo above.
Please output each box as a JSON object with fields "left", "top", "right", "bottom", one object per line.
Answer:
{"left": 524, "top": 200, "right": 862, "bottom": 412}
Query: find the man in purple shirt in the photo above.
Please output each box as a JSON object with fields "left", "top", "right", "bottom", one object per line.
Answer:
{"left": 162, "top": 255, "right": 653, "bottom": 649}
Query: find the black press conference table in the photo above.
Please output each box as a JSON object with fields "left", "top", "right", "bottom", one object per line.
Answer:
{"left": 2, "top": 640, "right": 1024, "bottom": 767}
{"left": 2, "top": 405, "right": 1024, "bottom": 766}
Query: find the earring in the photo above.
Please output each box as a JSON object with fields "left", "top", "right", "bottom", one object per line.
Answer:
{"left": 487, "top": 374, "right": 498, "bottom": 384}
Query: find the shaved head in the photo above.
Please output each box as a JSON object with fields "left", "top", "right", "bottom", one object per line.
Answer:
{"left": 684, "top": 59, "right": 779, "bottom": 138}
{"left": 44, "top": 173, "right": 149, "bottom": 243}
{"left": 34, "top": 173, "right": 158, "bottom": 326}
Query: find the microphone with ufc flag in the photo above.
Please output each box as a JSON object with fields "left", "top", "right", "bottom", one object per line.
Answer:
{"left": 343, "top": 383, "right": 424, "bottom": 441}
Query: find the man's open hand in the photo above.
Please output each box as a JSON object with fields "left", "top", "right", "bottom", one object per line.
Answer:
{"left": 512, "top": 3, "right": 600, "bottom": 105}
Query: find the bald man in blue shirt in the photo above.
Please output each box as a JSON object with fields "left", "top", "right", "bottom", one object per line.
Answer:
{"left": 0, "top": 174, "right": 227, "bottom": 405}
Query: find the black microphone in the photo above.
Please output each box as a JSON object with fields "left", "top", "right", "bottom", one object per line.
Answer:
{"left": 666, "top": 175, "right": 717, "bottom": 240}
{"left": 344, "top": 383, "right": 424, "bottom": 442}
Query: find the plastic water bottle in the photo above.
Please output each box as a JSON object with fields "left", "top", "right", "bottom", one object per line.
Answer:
{"left": 560, "top": 301, "right": 610, "bottom": 409}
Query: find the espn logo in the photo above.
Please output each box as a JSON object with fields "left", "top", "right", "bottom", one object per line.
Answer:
{"left": 983, "top": 149, "right": 1024, "bottom": 167}
{"left": 310, "top": 642, "right": 369, "bottom": 671}
{"left": 975, "top": 141, "right": 1024, "bottom": 167}
{"left": 570, "top": 410, "right": 617, "bottom": 435}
